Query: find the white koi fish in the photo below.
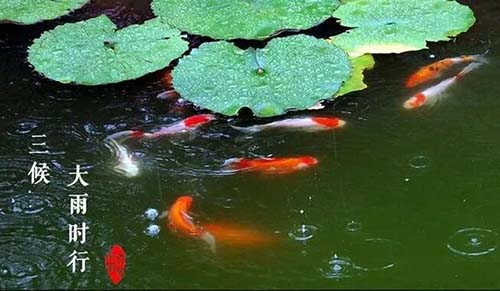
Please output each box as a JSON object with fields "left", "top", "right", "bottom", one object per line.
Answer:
{"left": 403, "top": 62, "right": 484, "bottom": 110}
{"left": 104, "top": 138, "right": 139, "bottom": 178}
{"left": 231, "top": 117, "right": 346, "bottom": 133}
{"left": 106, "top": 114, "right": 216, "bottom": 142}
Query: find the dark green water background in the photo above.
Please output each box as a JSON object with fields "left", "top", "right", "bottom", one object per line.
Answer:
{"left": 1, "top": 0, "right": 500, "bottom": 289}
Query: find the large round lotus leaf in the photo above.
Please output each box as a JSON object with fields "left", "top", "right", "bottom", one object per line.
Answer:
{"left": 151, "top": 0, "right": 341, "bottom": 40}
{"left": 336, "top": 54, "right": 374, "bottom": 97}
{"left": 28, "top": 15, "right": 189, "bottom": 85}
{"left": 0, "top": 0, "right": 89, "bottom": 24}
{"left": 173, "top": 35, "right": 352, "bottom": 117}
{"left": 331, "top": 0, "right": 475, "bottom": 57}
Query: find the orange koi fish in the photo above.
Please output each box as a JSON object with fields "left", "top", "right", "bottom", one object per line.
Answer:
{"left": 204, "top": 223, "right": 277, "bottom": 248}
{"left": 405, "top": 53, "right": 487, "bottom": 88}
{"left": 231, "top": 117, "right": 346, "bottom": 133}
{"left": 167, "top": 196, "right": 279, "bottom": 252}
{"left": 107, "top": 114, "right": 216, "bottom": 142}
{"left": 404, "top": 62, "right": 483, "bottom": 110}
{"left": 223, "top": 156, "right": 319, "bottom": 174}
{"left": 167, "top": 195, "right": 216, "bottom": 253}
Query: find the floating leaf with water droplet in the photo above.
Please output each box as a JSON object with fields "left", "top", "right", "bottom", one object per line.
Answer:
{"left": 151, "top": 0, "right": 341, "bottom": 40}
{"left": 336, "top": 54, "right": 375, "bottom": 97}
{"left": 28, "top": 15, "right": 189, "bottom": 85}
{"left": 173, "top": 35, "right": 352, "bottom": 117}
{"left": 331, "top": 0, "right": 475, "bottom": 57}
{"left": 0, "top": 0, "right": 89, "bottom": 24}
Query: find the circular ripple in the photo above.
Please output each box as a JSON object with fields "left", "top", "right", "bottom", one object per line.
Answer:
{"left": 447, "top": 228, "right": 498, "bottom": 257}
{"left": 349, "top": 238, "right": 401, "bottom": 272}
{"left": 8, "top": 193, "right": 53, "bottom": 216}
{"left": 0, "top": 234, "right": 71, "bottom": 289}
{"left": 346, "top": 220, "right": 363, "bottom": 233}
{"left": 409, "top": 155, "right": 431, "bottom": 169}
{"left": 6, "top": 119, "right": 39, "bottom": 136}
{"left": 288, "top": 224, "right": 318, "bottom": 242}
{"left": 320, "top": 254, "right": 360, "bottom": 279}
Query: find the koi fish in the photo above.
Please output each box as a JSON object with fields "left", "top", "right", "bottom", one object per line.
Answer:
{"left": 104, "top": 138, "right": 139, "bottom": 177}
{"left": 231, "top": 117, "right": 346, "bottom": 133}
{"left": 223, "top": 156, "right": 319, "bottom": 174}
{"left": 403, "top": 62, "right": 484, "bottom": 110}
{"left": 405, "top": 53, "right": 488, "bottom": 88}
{"left": 106, "top": 114, "right": 216, "bottom": 142}
{"left": 204, "top": 223, "right": 277, "bottom": 248}
{"left": 167, "top": 195, "right": 216, "bottom": 253}
{"left": 167, "top": 196, "right": 278, "bottom": 252}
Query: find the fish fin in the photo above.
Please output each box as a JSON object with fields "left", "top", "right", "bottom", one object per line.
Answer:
{"left": 230, "top": 125, "right": 261, "bottom": 134}
{"left": 158, "top": 210, "right": 169, "bottom": 220}
{"left": 200, "top": 231, "right": 217, "bottom": 253}
{"left": 222, "top": 158, "right": 243, "bottom": 168}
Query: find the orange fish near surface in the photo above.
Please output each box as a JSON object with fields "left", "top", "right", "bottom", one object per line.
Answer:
{"left": 223, "top": 156, "right": 319, "bottom": 174}
{"left": 167, "top": 195, "right": 216, "bottom": 252}
{"left": 405, "top": 53, "right": 487, "bottom": 88}
{"left": 403, "top": 62, "right": 484, "bottom": 110}
{"left": 167, "top": 196, "right": 279, "bottom": 252}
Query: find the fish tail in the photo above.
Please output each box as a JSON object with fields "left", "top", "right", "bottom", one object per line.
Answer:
{"left": 222, "top": 158, "right": 241, "bottom": 168}
{"left": 222, "top": 158, "right": 251, "bottom": 171}
{"left": 199, "top": 231, "right": 216, "bottom": 253}
{"left": 455, "top": 61, "right": 484, "bottom": 80}
{"left": 230, "top": 125, "right": 261, "bottom": 133}
{"left": 471, "top": 54, "right": 489, "bottom": 64}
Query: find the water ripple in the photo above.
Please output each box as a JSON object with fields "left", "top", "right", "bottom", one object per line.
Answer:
{"left": 447, "top": 228, "right": 498, "bottom": 257}
{"left": 0, "top": 233, "right": 72, "bottom": 289}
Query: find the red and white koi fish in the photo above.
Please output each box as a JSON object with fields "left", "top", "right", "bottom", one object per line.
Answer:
{"left": 107, "top": 114, "right": 216, "bottom": 142}
{"left": 223, "top": 156, "right": 319, "bottom": 174}
{"left": 231, "top": 117, "right": 346, "bottom": 133}
{"left": 404, "top": 62, "right": 484, "bottom": 110}
{"left": 405, "top": 53, "right": 488, "bottom": 88}
{"left": 167, "top": 196, "right": 278, "bottom": 252}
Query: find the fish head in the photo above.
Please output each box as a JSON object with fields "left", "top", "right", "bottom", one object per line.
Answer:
{"left": 184, "top": 114, "right": 216, "bottom": 128}
{"left": 312, "top": 117, "right": 345, "bottom": 129}
{"left": 172, "top": 195, "right": 195, "bottom": 212}
{"left": 403, "top": 93, "right": 426, "bottom": 110}
{"left": 299, "top": 156, "right": 319, "bottom": 166}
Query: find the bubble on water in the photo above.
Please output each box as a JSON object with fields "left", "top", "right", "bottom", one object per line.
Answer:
{"left": 288, "top": 224, "right": 318, "bottom": 242}
{"left": 409, "top": 155, "right": 431, "bottom": 169}
{"left": 346, "top": 220, "right": 362, "bottom": 232}
{"left": 144, "top": 208, "right": 159, "bottom": 221}
{"left": 320, "top": 254, "right": 359, "bottom": 280}
{"left": 145, "top": 224, "right": 161, "bottom": 237}
{"left": 447, "top": 228, "right": 498, "bottom": 257}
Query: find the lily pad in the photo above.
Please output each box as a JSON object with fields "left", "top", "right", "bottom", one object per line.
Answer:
{"left": 28, "top": 15, "right": 189, "bottom": 85}
{"left": 173, "top": 35, "right": 352, "bottom": 117}
{"left": 331, "top": 0, "right": 475, "bottom": 57}
{"left": 336, "top": 54, "right": 375, "bottom": 97}
{"left": 151, "top": 0, "right": 341, "bottom": 40}
{"left": 0, "top": 0, "right": 89, "bottom": 24}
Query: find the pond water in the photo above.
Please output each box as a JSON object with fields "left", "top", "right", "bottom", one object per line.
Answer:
{"left": 1, "top": 0, "right": 500, "bottom": 289}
